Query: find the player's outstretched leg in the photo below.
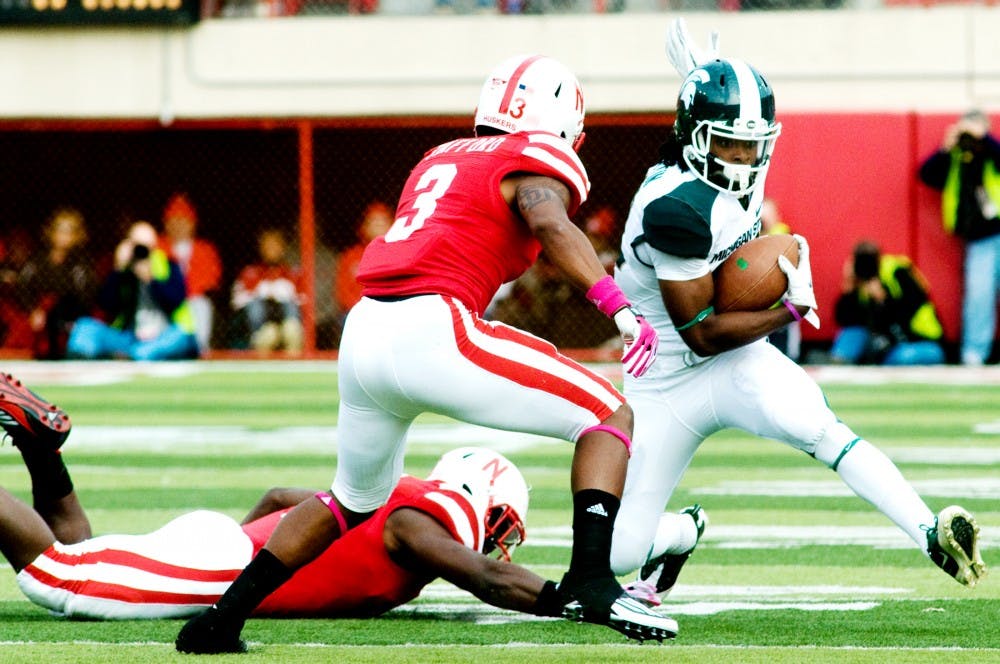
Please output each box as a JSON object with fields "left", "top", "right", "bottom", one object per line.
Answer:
{"left": 624, "top": 504, "right": 707, "bottom": 607}
{"left": 927, "top": 505, "right": 988, "bottom": 587}
{"left": 0, "top": 373, "right": 71, "bottom": 452}
{"left": 175, "top": 607, "right": 247, "bottom": 655}
{"left": 559, "top": 572, "right": 679, "bottom": 642}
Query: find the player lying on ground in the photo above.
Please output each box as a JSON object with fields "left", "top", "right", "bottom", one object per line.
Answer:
{"left": 0, "top": 373, "right": 641, "bottom": 624}
{"left": 612, "top": 20, "right": 987, "bottom": 609}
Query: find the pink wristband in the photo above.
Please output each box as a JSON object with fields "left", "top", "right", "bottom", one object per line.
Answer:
{"left": 783, "top": 299, "right": 804, "bottom": 321}
{"left": 586, "top": 275, "right": 629, "bottom": 318}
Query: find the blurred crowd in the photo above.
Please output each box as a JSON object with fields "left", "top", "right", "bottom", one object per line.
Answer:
{"left": 0, "top": 196, "right": 628, "bottom": 359}
{"left": 1, "top": 109, "right": 995, "bottom": 364}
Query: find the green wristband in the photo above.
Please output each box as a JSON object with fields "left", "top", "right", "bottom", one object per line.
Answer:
{"left": 676, "top": 305, "right": 714, "bottom": 331}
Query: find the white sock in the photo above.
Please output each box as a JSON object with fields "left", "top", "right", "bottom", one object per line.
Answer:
{"left": 835, "top": 439, "right": 935, "bottom": 552}
{"left": 649, "top": 511, "right": 697, "bottom": 559}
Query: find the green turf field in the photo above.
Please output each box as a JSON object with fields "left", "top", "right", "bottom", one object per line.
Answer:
{"left": 0, "top": 362, "right": 996, "bottom": 663}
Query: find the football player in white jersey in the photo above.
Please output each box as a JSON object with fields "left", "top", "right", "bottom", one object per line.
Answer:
{"left": 610, "top": 20, "right": 987, "bottom": 608}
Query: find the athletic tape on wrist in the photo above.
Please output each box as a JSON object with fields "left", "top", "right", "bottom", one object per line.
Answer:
{"left": 314, "top": 491, "right": 348, "bottom": 536}
{"left": 783, "top": 299, "right": 804, "bottom": 321}
{"left": 580, "top": 424, "right": 632, "bottom": 456}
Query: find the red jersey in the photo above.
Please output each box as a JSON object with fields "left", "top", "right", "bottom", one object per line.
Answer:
{"left": 357, "top": 131, "right": 590, "bottom": 315}
{"left": 248, "top": 475, "right": 483, "bottom": 617}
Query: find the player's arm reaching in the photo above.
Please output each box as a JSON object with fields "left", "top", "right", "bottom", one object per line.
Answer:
{"left": 240, "top": 488, "right": 316, "bottom": 525}
{"left": 502, "top": 174, "right": 658, "bottom": 377}
{"left": 661, "top": 235, "right": 817, "bottom": 357}
{"left": 384, "top": 508, "right": 564, "bottom": 617}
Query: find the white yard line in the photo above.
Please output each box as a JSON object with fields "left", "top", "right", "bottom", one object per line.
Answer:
{"left": 4, "top": 360, "right": 1000, "bottom": 385}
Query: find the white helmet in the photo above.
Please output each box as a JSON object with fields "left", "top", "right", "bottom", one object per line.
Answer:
{"left": 428, "top": 446, "right": 529, "bottom": 561}
{"left": 474, "top": 54, "right": 586, "bottom": 151}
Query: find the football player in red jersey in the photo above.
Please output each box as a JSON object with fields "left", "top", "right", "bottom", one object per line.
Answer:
{"left": 178, "top": 54, "right": 672, "bottom": 654}
{"left": 0, "top": 380, "right": 574, "bottom": 623}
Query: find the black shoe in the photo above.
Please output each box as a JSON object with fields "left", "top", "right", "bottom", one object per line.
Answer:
{"left": 0, "top": 373, "right": 71, "bottom": 452}
{"left": 559, "top": 572, "right": 677, "bottom": 642}
{"left": 176, "top": 607, "right": 247, "bottom": 654}
{"left": 927, "top": 506, "right": 987, "bottom": 587}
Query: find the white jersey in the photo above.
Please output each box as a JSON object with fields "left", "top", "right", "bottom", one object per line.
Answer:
{"left": 609, "top": 159, "right": 936, "bottom": 582}
{"left": 614, "top": 161, "right": 764, "bottom": 364}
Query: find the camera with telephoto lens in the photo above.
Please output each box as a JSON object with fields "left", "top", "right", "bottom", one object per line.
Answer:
{"left": 958, "top": 132, "right": 980, "bottom": 152}
{"left": 130, "top": 244, "right": 151, "bottom": 263}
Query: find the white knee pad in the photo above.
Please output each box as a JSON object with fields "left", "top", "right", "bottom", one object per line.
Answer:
{"left": 813, "top": 421, "right": 862, "bottom": 469}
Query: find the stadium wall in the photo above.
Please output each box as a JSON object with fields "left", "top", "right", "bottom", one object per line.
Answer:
{"left": 1, "top": 9, "right": 999, "bottom": 117}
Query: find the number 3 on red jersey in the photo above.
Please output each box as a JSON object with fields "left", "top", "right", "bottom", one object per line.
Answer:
{"left": 385, "top": 163, "right": 457, "bottom": 243}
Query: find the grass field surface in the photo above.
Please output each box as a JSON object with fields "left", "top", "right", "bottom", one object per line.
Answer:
{"left": 0, "top": 361, "right": 996, "bottom": 663}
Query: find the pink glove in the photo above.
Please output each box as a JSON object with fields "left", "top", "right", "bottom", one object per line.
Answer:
{"left": 614, "top": 307, "right": 659, "bottom": 377}
{"left": 587, "top": 276, "right": 659, "bottom": 377}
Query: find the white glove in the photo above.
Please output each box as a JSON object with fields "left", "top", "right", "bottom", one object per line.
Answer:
{"left": 777, "top": 234, "right": 820, "bottom": 329}
{"left": 612, "top": 307, "right": 659, "bottom": 377}
{"left": 665, "top": 17, "right": 720, "bottom": 77}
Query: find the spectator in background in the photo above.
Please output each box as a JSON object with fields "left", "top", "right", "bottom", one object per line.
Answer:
{"left": 15, "top": 207, "right": 97, "bottom": 360}
{"left": 760, "top": 198, "right": 800, "bottom": 362}
{"left": 334, "top": 201, "right": 393, "bottom": 320}
{"left": 160, "top": 193, "right": 223, "bottom": 354}
{"left": 488, "top": 206, "right": 620, "bottom": 349}
{"left": 583, "top": 205, "right": 619, "bottom": 275}
{"left": 231, "top": 227, "right": 305, "bottom": 353}
{"left": 918, "top": 109, "right": 1000, "bottom": 366}
{"left": 0, "top": 227, "right": 35, "bottom": 350}
{"left": 830, "top": 240, "right": 945, "bottom": 365}
{"left": 66, "top": 221, "right": 199, "bottom": 361}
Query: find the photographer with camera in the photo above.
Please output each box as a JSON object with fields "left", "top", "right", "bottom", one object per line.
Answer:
{"left": 830, "top": 240, "right": 945, "bottom": 366}
{"left": 66, "top": 221, "right": 199, "bottom": 361}
{"left": 919, "top": 109, "right": 1000, "bottom": 365}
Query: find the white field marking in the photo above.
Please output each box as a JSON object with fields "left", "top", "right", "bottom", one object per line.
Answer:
{"left": 59, "top": 424, "right": 564, "bottom": 454}
{"left": 696, "top": 478, "right": 1000, "bottom": 499}
{"left": 805, "top": 365, "right": 1000, "bottom": 385}
{"left": 1, "top": 360, "right": 334, "bottom": 385}
{"left": 525, "top": 524, "right": 998, "bottom": 550}
{"left": 6, "top": 359, "right": 1000, "bottom": 386}
{"left": 390, "top": 601, "right": 881, "bottom": 620}
{"left": 885, "top": 446, "right": 1000, "bottom": 464}
{"left": 662, "top": 601, "right": 880, "bottom": 615}
{"left": 419, "top": 581, "right": 908, "bottom": 601}
{"left": 52, "top": 423, "right": 1000, "bottom": 463}
{"left": 975, "top": 420, "right": 1000, "bottom": 434}
{"left": 0, "top": 641, "right": 996, "bottom": 653}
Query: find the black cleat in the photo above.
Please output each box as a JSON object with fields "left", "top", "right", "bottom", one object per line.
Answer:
{"left": 560, "top": 573, "right": 677, "bottom": 643}
{"left": 0, "top": 373, "right": 71, "bottom": 452}
{"left": 927, "top": 505, "right": 987, "bottom": 588}
{"left": 176, "top": 607, "right": 248, "bottom": 655}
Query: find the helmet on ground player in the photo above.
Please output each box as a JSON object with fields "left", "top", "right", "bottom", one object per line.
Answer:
{"left": 428, "top": 446, "right": 529, "bottom": 561}
{"left": 474, "top": 54, "right": 586, "bottom": 151}
{"left": 674, "top": 58, "right": 781, "bottom": 196}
